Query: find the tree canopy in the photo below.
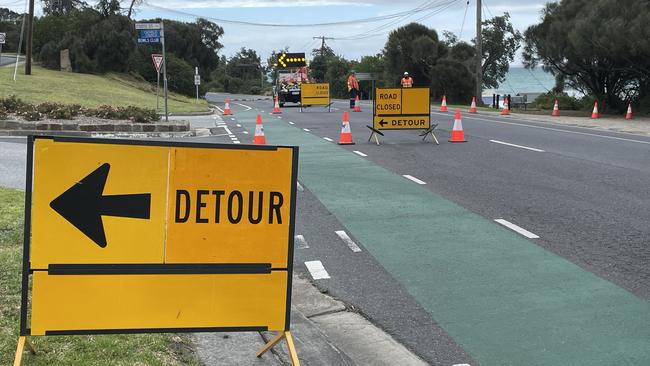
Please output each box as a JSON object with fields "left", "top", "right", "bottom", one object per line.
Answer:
{"left": 523, "top": 0, "right": 650, "bottom": 111}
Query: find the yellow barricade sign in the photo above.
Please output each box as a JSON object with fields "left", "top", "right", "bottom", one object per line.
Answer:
{"left": 300, "top": 83, "right": 330, "bottom": 108}
{"left": 20, "top": 137, "right": 298, "bottom": 338}
{"left": 373, "top": 87, "right": 431, "bottom": 130}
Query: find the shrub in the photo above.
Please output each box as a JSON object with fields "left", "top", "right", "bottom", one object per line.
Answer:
{"left": 531, "top": 92, "right": 581, "bottom": 110}
{"left": 123, "top": 106, "right": 158, "bottom": 123}
{"left": 0, "top": 95, "right": 30, "bottom": 113}
{"left": 22, "top": 111, "right": 42, "bottom": 121}
{"left": 0, "top": 107, "right": 8, "bottom": 120}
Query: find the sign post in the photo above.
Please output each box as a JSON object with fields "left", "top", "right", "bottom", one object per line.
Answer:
{"left": 370, "top": 87, "right": 434, "bottom": 144}
{"left": 151, "top": 54, "right": 164, "bottom": 111}
{"left": 0, "top": 33, "right": 5, "bottom": 65}
{"left": 194, "top": 67, "right": 200, "bottom": 103}
{"left": 14, "top": 136, "right": 300, "bottom": 365}
{"left": 136, "top": 22, "right": 167, "bottom": 121}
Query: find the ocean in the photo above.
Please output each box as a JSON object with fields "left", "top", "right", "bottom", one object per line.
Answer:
{"left": 483, "top": 67, "right": 556, "bottom": 104}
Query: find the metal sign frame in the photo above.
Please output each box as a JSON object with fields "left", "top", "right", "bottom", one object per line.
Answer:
{"left": 372, "top": 87, "right": 431, "bottom": 131}
{"left": 18, "top": 136, "right": 298, "bottom": 339}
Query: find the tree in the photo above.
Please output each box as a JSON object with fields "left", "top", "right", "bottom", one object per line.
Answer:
{"left": 522, "top": 0, "right": 650, "bottom": 112}
{"left": 0, "top": 7, "right": 23, "bottom": 53}
{"left": 325, "top": 56, "right": 351, "bottom": 99}
{"left": 227, "top": 47, "right": 262, "bottom": 80}
{"left": 311, "top": 44, "right": 334, "bottom": 58}
{"left": 126, "top": 0, "right": 143, "bottom": 18}
{"left": 42, "top": 0, "right": 87, "bottom": 16}
{"left": 96, "top": 0, "right": 120, "bottom": 17}
{"left": 479, "top": 13, "right": 521, "bottom": 90}
{"left": 383, "top": 23, "right": 446, "bottom": 87}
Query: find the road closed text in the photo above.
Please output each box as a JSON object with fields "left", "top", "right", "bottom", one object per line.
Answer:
{"left": 175, "top": 189, "right": 284, "bottom": 224}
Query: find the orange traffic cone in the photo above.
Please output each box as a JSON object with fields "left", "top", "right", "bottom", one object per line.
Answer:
{"left": 338, "top": 111, "right": 354, "bottom": 145}
{"left": 253, "top": 114, "right": 266, "bottom": 145}
{"left": 501, "top": 99, "right": 510, "bottom": 116}
{"left": 223, "top": 97, "right": 232, "bottom": 115}
{"left": 591, "top": 101, "right": 600, "bottom": 119}
{"left": 468, "top": 97, "right": 477, "bottom": 113}
{"left": 552, "top": 99, "right": 560, "bottom": 117}
{"left": 353, "top": 95, "right": 362, "bottom": 112}
{"left": 449, "top": 109, "right": 467, "bottom": 143}
{"left": 626, "top": 103, "right": 633, "bottom": 120}
{"left": 440, "top": 95, "right": 448, "bottom": 112}
{"left": 272, "top": 95, "right": 282, "bottom": 114}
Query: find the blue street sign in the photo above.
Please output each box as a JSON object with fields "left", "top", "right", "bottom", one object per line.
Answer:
{"left": 137, "top": 29, "right": 161, "bottom": 44}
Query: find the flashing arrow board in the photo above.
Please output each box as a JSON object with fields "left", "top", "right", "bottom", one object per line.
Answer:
{"left": 373, "top": 87, "right": 431, "bottom": 130}
{"left": 300, "top": 83, "right": 330, "bottom": 106}
{"left": 277, "top": 52, "right": 306, "bottom": 68}
{"left": 21, "top": 136, "right": 298, "bottom": 337}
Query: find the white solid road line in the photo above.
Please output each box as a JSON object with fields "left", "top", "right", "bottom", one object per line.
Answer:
{"left": 353, "top": 150, "right": 368, "bottom": 157}
{"left": 490, "top": 139, "right": 545, "bottom": 152}
{"left": 335, "top": 230, "right": 362, "bottom": 252}
{"left": 323, "top": 137, "right": 333, "bottom": 142}
{"left": 214, "top": 106, "right": 224, "bottom": 113}
{"left": 431, "top": 111, "right": 650, "bottom": 145}
{"left": 494, "top": 219, "right": 540, "bottom": 239}
{"left": 233, "top": 102, "right": 252, "bottom": 111}
{"left": 303, "top": 128, "right": 311, "bottom": 132}
{"left": 403, "top": 174, "right": 427, "bottom": 185}
{"left": 297, "top": 181, "right": 304, "bottom": 191}
{"left": 305, "top": 260, "right": 330, "bottom": 280}
{"left": 295, "top": 234, "right": 309, "bottom": 249}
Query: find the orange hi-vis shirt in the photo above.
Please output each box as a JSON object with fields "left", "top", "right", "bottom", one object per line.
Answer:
{"left": 401, "top": 77, "right": 413, "bottom": 87}
{"left": 347, "top": 75, "right": 359, "bottom": 91}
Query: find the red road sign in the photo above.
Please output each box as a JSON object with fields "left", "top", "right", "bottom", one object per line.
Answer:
{"left": 151, "top": 54, "right": 164, "bottom": 73}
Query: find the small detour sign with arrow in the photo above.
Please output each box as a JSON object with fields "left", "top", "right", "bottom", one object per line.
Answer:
{"left": 373, "top": 87, "right": 431, "bottom": 130}
{"left": 16, "top": 136, "right": 299, "bottom": 362}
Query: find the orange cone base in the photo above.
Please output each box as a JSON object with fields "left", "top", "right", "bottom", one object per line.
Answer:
{"left": 353, "top": 107, "right": 361, "bottom": 112}
{"left": 338, "top": 141, "right": 355, "bottom": 145}
{"left": 591, "top": 113, "right": 599, "bottom": 119}
{"left": 273, "top": 109, "right": 281, "bottom": 114}
{"left": 223, "top": 110, "right": 231, "bottom": 116}
{"left": 440, "top": 107, "right": 448, "bottom": 112}
{"left": 469, "top": 108, "right": 477, "bottom": 113}
{"left": 501, "top": 110, "right": 510, "bottom": 116}
{"left": 449, "top": 131, "right": 466, "bottom": 142}
{"left": 552, "top": 111, "right": 559, "bottom": 117}
{"left": 253, "top": 137, "right": 266, "bottom": 145}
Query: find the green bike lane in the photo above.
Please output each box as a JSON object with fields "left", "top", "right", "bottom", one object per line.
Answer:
{"left": 235, "top": 108, "right": 650, "bottom": 365}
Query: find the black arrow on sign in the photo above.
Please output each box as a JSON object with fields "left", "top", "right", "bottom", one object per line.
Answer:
{"left": 379, "top": 119, "right": 388, "bottom": 127}
{"left": 49, "top": 163, "right": 151, "bottom": 248}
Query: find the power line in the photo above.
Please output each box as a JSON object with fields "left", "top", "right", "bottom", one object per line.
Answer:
{"left": 459, "top": 0, "right": 470, "bottom": 39}
{"left": 143, "top": 0, "right": 458, "bottom": 28}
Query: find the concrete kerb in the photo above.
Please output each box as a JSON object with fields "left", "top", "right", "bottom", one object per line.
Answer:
{"left": 0, "top": 119, "right": 191, "bottom": 136}
{"left": 193, "top": 274, "right": 428, "bottom": 366}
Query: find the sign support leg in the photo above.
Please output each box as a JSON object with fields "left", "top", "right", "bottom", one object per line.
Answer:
{"left": 257, "top": 331, "right": 301, "bottom": 366}
{"left": 13, "top": 336, "right": 36, "bottom": 366}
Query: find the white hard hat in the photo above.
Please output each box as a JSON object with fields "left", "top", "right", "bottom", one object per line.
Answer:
{"left": 404, "top": 72, "right": 409, "bottom": 75}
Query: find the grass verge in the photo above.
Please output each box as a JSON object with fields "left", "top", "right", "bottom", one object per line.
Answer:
{"left": 0, "top": 66, "right": 209, "bottom": 114}
{"left": 0, "top": 188, "right": 199, "bottom": 365}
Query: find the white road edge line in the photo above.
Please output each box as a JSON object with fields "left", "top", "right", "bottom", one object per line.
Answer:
{"left": 335, "top": 230, "right": 362, "bottom": 252}
{"left": 233, "top": 102, "right": 252, "bottom": 111}
{"left": 494, "top": 219, "right": 540, "bottom": 239}
{"left": 490, "top": 139, "right": 545, "bottom": 152}
{"left": 353, "top": 150, "right": 368, "bottom": 157}
{"left": 214, "top": 106, "right": 224, "bottom": 113}
{"left": 403, "top": 174, "right": 426, "bottom": 185}
{"left": 295, "top": 234, "right": 309, "bottom": 249}
{"left": 305, "top": 260, "right": 330, "bottom": 280}
{"left": 323, "top": 137, "right": 333, "bottom": 142}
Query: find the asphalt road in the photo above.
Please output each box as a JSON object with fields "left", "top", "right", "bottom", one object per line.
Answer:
{"left": 204, "top": 92, "right": 650, "bottom": 365}
{"left": 2, "top": 95, "right": 649, "bottom": 365}
{"left": 0, "top": 55, "right": 19, "bottom": 67}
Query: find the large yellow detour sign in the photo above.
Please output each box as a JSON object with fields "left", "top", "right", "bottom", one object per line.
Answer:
{"left": 373, "top": 87, "right": 431, "bottom": 130}
{"left": 21, "top": 136, "right": 298, "bottom": 337}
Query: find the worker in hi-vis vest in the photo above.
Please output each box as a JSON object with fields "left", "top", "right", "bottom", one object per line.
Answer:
{"left": 401, "top": 72, "right": 413, "bottom": 87}
{"left": 347, "top": 70, "right": 360, "bottom": 109}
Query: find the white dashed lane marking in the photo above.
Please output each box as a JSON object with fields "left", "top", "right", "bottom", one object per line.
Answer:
{"left": 335, "top": 230, "right": 362, "bottom": 252}
{"left": 494, "top": 219, "right": 540, "bottom": 239}
{"left": 305, "top": 261, "right": 330, "bottom": 280}
{"left": 353, "top": 151, "right": 367, "bottom": 157}
{"left": 403, "top": 174, "right": 426, "bottom": 185}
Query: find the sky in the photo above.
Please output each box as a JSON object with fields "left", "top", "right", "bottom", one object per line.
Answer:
{"left": 6, "top": 0, "right": 549, "bottom": 64}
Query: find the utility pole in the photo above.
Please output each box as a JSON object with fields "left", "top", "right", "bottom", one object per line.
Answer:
{"left": 25, "top": 0, "right": 34, "bottom": 75}
{"left": 313, "top": 36, "right": 334, "bottom": 57}
{"left": 475, "top": 0, "right": 482, "bottom": 105}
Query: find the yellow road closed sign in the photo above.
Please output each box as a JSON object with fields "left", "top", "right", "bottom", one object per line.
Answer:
{"left": 21, "top": 136, "right": 298, "bottom": 336}
{"left": 373, "top": 87, "right": 431, "bottom": 130}
{"left": 301, "top": 83, "right": 330, "bottom": 106}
